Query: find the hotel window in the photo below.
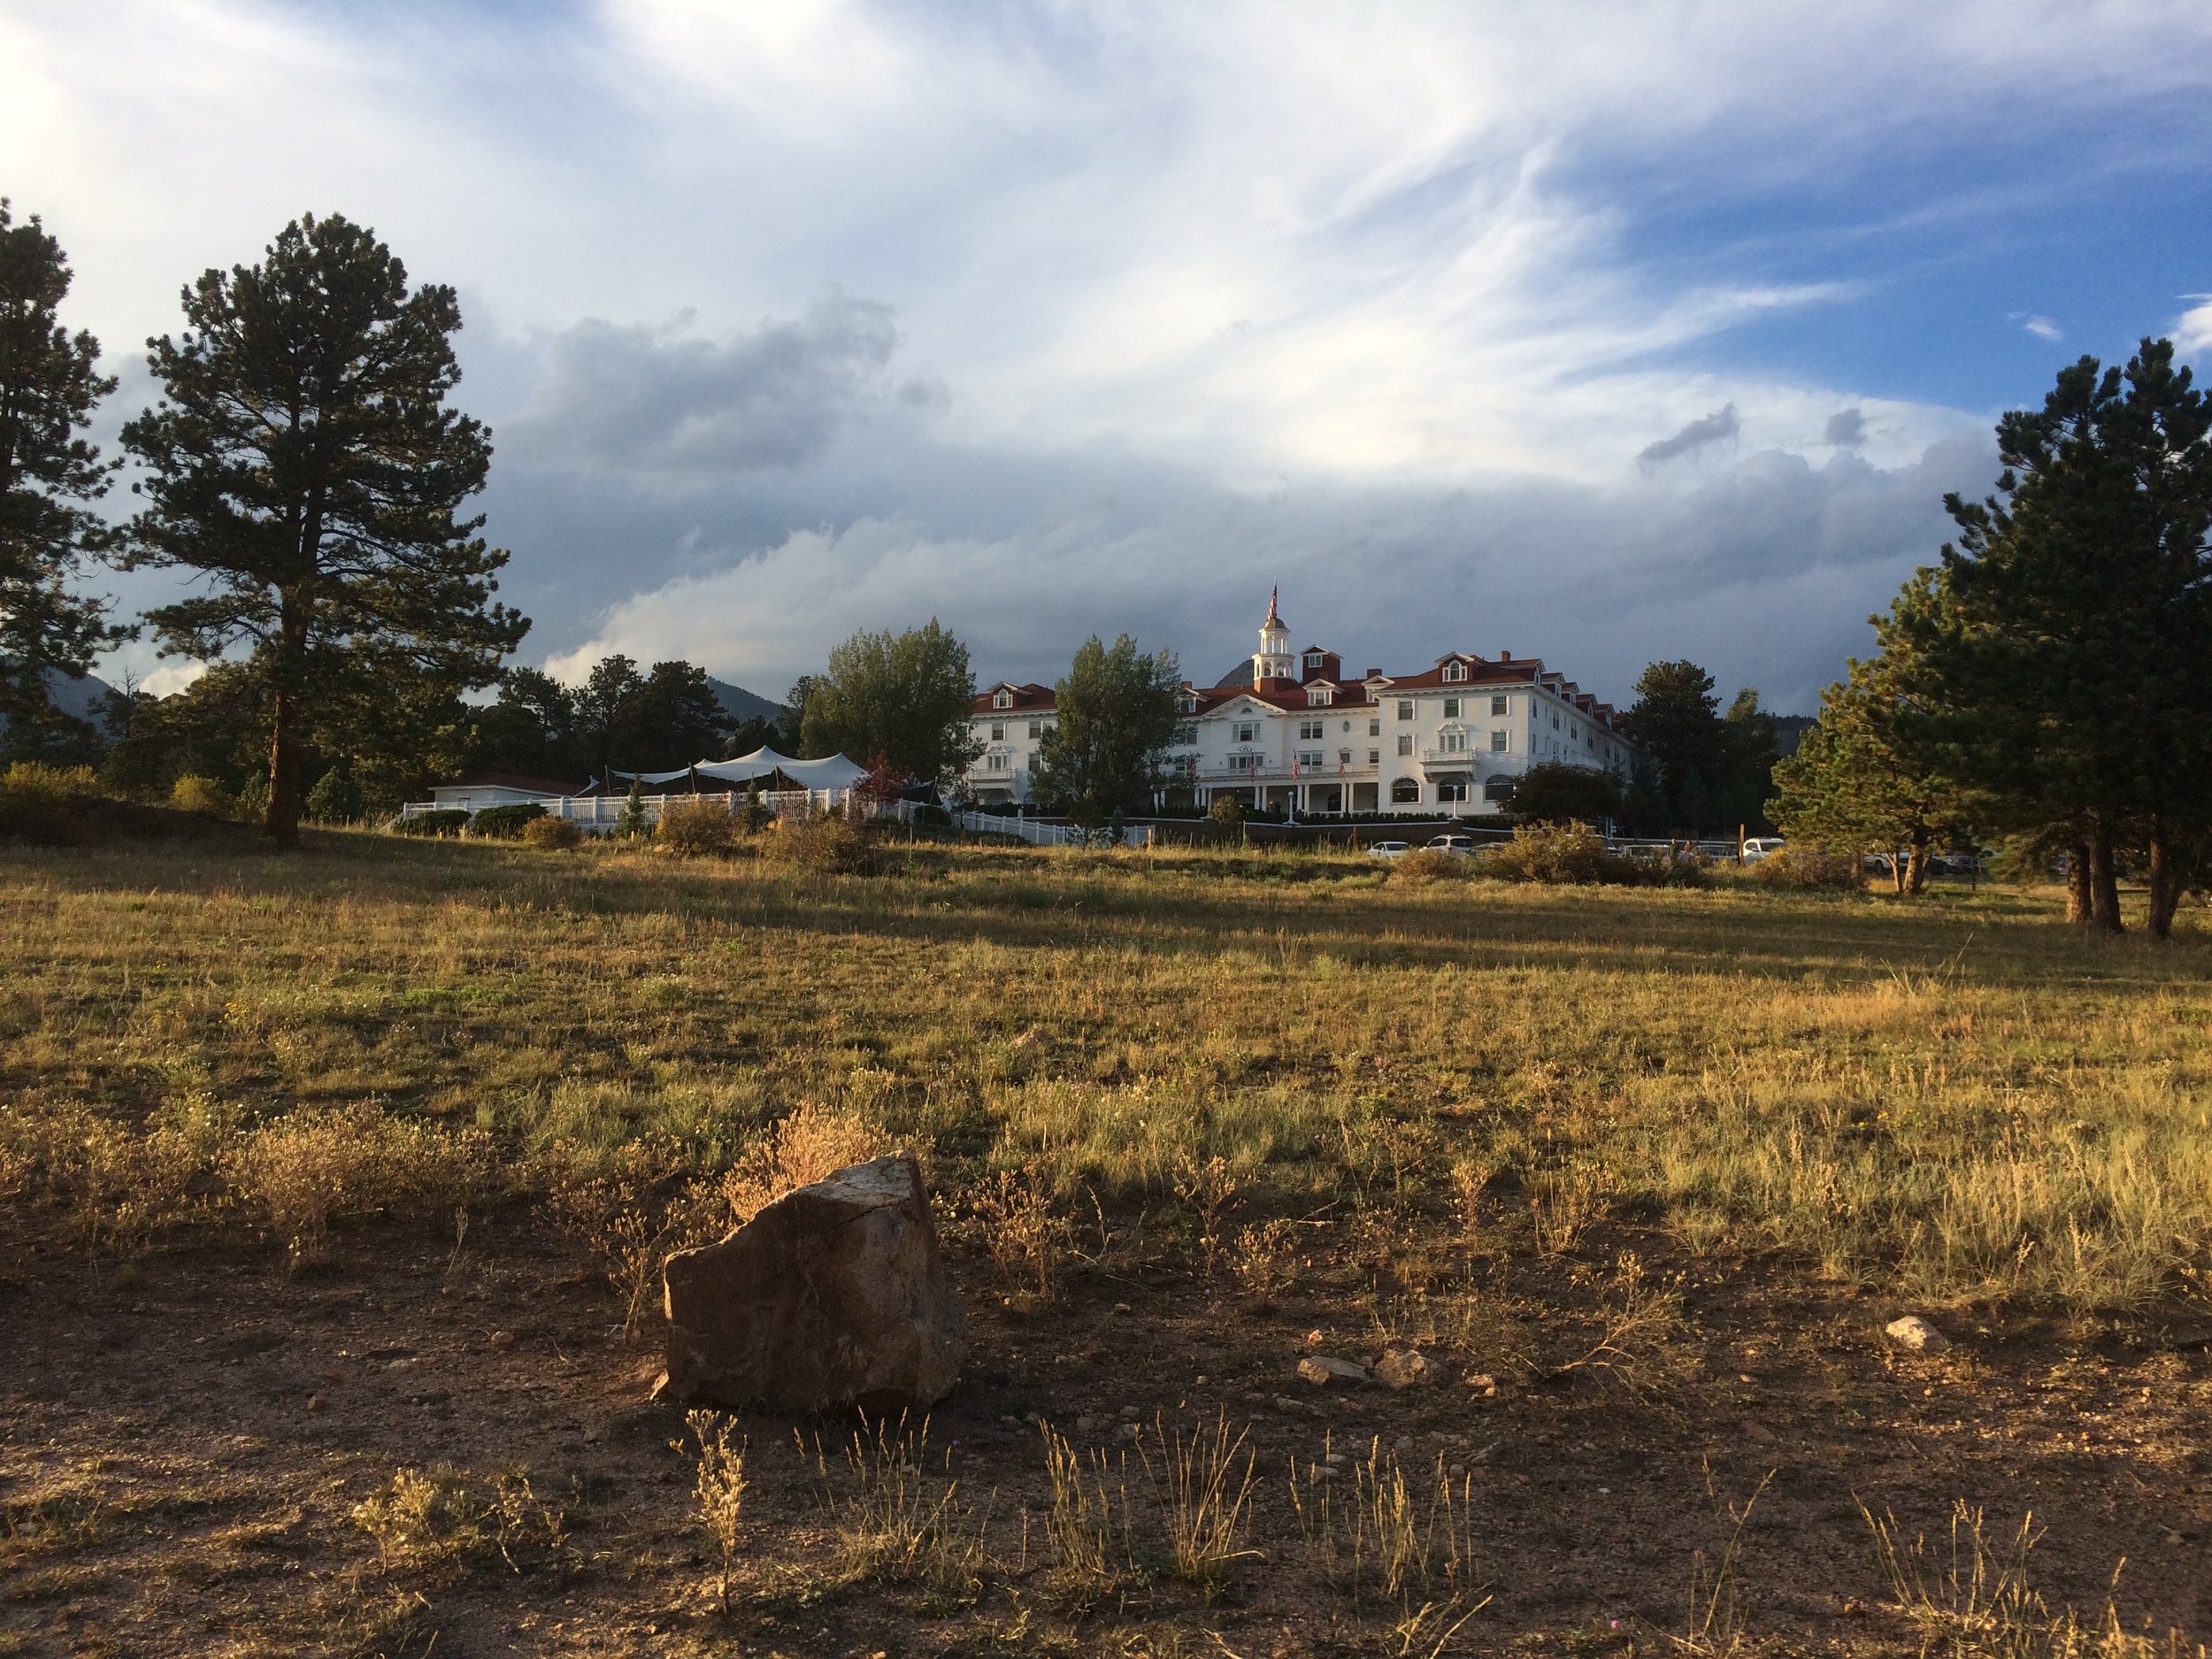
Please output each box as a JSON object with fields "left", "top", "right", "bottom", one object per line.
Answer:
{"left": 1305, "top": 650, "right": 1325, "bottom": 672}
{"left": 995, "top": 690, "right": 1012, "bottom": 710}
{"left": 1028, "top": 719, "right": 1041, "bottom": 738}
{"left": 1437, "top": 780, "right": 1470, "bottom": 803}
{"left": 1307, "top": 687, "right": 1333, "bottom": 706}
{"left": 1299, "top": 719, "right": 1324, "bottom": 740}
{"left": 1176, "top": 694, "right": 1197, "bottom": 714}
{"left": 1391, "top": 778, "right": 1421, "bottom": 803}
{"left": 1442, "top": 661, "right": 1466, "bottom": 683}
{"left": 1491, "top": 695, "right": 1508, "bottom": 715}
{"left": 1440, "top": 730, "right": 1469, "bottom": 753}
{"left": 1396, "top": 699, "right": 1414, "bottom": 720}
{"left": 1442, "top": 697, "right": 1461, "bottom": 718}
{"left": 1368, "top": 718, "right": 1380, "bottom": 736}
{"left": 1235, "top": 721, "right": 1259, "bottom": 742}
{"left": 1298, "top": 750, "right": 1325, "bottom": 769}
{"left": 1396, "top": 733, "right": 1414, "bottom": 757}
{"left": 1491, "top": 730, "right": 1508, "bottom": 752}
{"left": 1367, "top": 749, "right": 1379, "bottom": 765}
{"left": 990, "top": 721, "right": 1005, "bottom": 741}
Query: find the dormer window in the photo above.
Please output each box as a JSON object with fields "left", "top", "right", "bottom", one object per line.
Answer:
{"left": 1306, "top": 687, "right": 1333, "bottom": 706}
{"left": 1441, "top": 660, "right": 1467, "bottom": 683}
{"left": 1304, "top": 650, "right": 1325, "bottom": 671}
{"left": 1176, "top": 694, "right": 1197, "bottom": 714}
{"left": 994, "top": 690, "right": 1013, "bottom": 710}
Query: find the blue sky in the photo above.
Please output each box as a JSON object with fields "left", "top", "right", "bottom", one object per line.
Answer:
{"left": 7, "top": 1, "right": 2211, "bottom": 710}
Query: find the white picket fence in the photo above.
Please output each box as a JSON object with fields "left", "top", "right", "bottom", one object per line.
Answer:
{"left": 399, "top": 787, "right": 852, "bottom": 833}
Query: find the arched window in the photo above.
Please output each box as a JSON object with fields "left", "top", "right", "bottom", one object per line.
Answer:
{"left": 1391, "top": 778, "right": 1421, "bottom": 803}
{"left": 995, "top": 690, "right": 1013, "bottom": 710}
{"left": 1442, "top": 660, "right": 1467, "bottom": 683}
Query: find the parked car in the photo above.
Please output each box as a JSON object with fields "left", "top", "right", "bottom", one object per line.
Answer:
{"left": 1740, "top": 836, "right": 1786, "bottom": 862}
{"left": 1367, "top": 840, "right": 1410, "bottom": 859}
{"left": 1425, "top": 833, "right": 1480, "bottom": 855}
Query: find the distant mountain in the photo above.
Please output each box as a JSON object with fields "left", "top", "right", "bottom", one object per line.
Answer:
{"left": 42, "top": 667, "right": 117, "bottom": 722}
{"left": 0, "top": 666, "right": 118, "bottom": 740}
{"left": 705, "top": 677, "right": 787, "bottom": 730}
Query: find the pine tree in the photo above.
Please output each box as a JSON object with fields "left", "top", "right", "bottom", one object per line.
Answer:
{"left": 1770, "top": 576, "right": 1960, "bottom": 895}
{"left": 1887, "top": 340, "right": 2212, "bottom": 936}
{"left": 121, "top": 213, "right": 528, "bottom": 844}
{"left": 0, "top": 202, "right": 123, "bottom": 757}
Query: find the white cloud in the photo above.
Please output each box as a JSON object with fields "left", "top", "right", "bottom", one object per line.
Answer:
{"left": 2023, "top": 315, "right": 2063, "bottom": 341}
{"left": 12, "top": 2, "right": 2206, "bottom": 706}
{"left": 2177, "top": 297, "right": 2212, "bottom": 355}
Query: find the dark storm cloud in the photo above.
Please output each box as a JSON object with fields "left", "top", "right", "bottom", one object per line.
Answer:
{"left": 1637, "top": 403, "right": 1740, "bottom": 467}
{"left": 1824, "top": 407, "right": 1868, "bottom": 448}
{"left": 503, "top": 289, "right": 900, "bottom": 472}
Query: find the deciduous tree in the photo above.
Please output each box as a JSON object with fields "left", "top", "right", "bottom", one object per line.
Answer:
{"left": 1032, "top": 634, "right": 1181, "bottom": 827}
{"left": 798, "top": 621, "right": 979, "bottom": 785}
{"left": 122, "top": 212, "right": 527, "bottom": 844}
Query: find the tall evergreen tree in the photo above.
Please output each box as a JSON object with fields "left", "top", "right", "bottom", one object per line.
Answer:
{"left": 1618, "top": 660, "right": 1727, "bottom": 834}
{"left": 1888, "top": 340, "right": 2212, "bottom": 936}
{"left": 1770, "top": 575, "right": 1961, "bottom": 895}
{"left": 799, "top": 621, "right": 980, "bottom": 785}
{"left": 121, "top": 212, "right": 527, "bottom": 844}
{"left": 0, "top": 202, "right": 123, "bottom": 757}
{"left": 1032, "top": 634, "right": 1181, "bottom": 827}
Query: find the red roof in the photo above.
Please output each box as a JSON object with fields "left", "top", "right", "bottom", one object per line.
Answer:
{"left": 973, "top": 682, "right": 1056, "bottom": 715}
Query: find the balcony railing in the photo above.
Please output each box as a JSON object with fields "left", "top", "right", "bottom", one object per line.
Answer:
{"left": 1418, "top": 748, "right": 1491, "bottom": 766}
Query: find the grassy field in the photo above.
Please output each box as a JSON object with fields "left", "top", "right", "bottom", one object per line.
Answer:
{"left": 3, "top": 830, "right": 2209, "bottom": 1655}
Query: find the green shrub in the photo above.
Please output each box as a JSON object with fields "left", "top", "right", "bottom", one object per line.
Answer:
{"left": 2, "top": 761, "right": 98, "bottom": 803}
{"left": 1207, "top": 796, "right": 1246, "bottom": 840}
{"left": 740, "top": 786, "right": 772, "bottom": 835}
{"left": 170, "top": 774, "right": 241, "bottom": 819}
{"left": 392, "top": 810, "right": 469, "bottom": 838}
{"left": 1484, "top": 819, "right": 1613, "bottom": 884}
{"left": 303, "top": 767, "right": 365, "bottom": 824}
{"left": 470, "top": 803, "right": 548, "bottom": 840}
{"left": 657, "top": 796, "right": 736, "bottom": 856}
{"left": 521, "top": 814, "right": 584, "bottom": 850}
{"left": 1746, "top": 846, "right": 1865, "bottom": 890}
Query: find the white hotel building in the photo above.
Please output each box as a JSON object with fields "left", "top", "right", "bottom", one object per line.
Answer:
{"left": 965, "top": 592, "right": 1634, "bottom": 817}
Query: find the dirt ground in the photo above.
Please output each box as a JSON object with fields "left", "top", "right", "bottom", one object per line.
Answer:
{"left": 5, "top": 1208, "right": 2209, "bottom": 1657}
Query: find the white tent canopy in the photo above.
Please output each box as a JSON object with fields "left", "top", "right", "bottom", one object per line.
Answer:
{"left": 609, "top": 747, "right": 868, "bottom": 790}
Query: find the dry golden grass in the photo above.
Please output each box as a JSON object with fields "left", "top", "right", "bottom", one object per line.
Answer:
{"left": 4, "top": 828, "right": 2210, "bottom": 1655}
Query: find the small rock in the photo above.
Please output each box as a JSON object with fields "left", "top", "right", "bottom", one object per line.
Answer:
{"left": 1112, "top": 1302, "right": 1133, "bottom": 1317}
{"left": 1743, "top": 1422, "right": 1778, "bottom": 1444}
{"left": 488, "top": 1330, "right": 516, "bottom": 1350}
{"left": 1465, "top": 1372, "right": 1497, "bottom": 1396}
{"left": 306, "top": 1394, "right": 326, "bottom": 1412}
{"left": 1076, "top": 1414, "right": 1097, "bottom": 1432}
{"left": 1302, "top": 1328, "right": 1325, "bottom": 1348}
{"left": 1119, "top": 1405, "right": 1141, "bottom": 1420}
{"left": 1885, "top": 1315, "right": 1950, "bottom": 1354}
{"left": 1310, "top": 1463, "right": 1339, "bottom": 1482}
{"left": 1297, "top": 1356, "right": 1369, "bottom": 1386}
{"left": 1447, "top": 1462, "right": 1465, "bottom": 1479}
{"left": 1117, "top": 1422, "right": 1141, "bottom": 1442}
{"left": 1374, "top": 1348, "right": 1432, "bottom": 1390}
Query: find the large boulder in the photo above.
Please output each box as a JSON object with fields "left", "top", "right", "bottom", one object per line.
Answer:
{"left": 659, "top": 1153, "right": 966, "bottom": 1414}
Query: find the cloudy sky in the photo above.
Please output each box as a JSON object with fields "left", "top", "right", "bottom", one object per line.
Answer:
{"left": 11, "top": 2, "right": 2212, "bottom": 710}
